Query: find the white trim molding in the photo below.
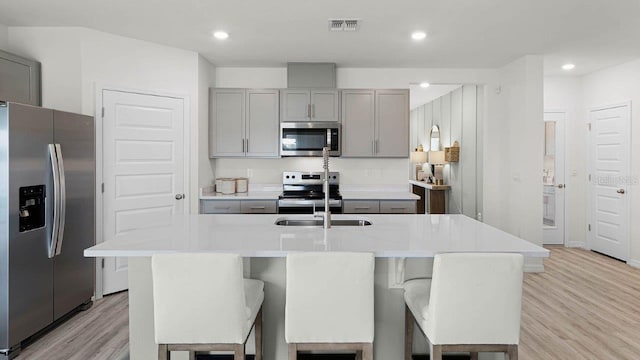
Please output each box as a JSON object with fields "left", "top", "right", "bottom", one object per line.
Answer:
{"left": 627, "top": 260, "right": 640, "bottom": 270}
{"left": 566, "top": 241, "right": 587, "bottom": 249}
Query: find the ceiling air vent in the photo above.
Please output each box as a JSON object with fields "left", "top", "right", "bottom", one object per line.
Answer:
{"left": 328, "top": 18, "right": 360, "bottom": 31}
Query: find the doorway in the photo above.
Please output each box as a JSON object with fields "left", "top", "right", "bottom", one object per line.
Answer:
{"left": 543, "top": 111, "right": 566, "bottom": 245}
{"left": 98, "top": 88, "right": 188, "bottom": 296}
{"left": 588, "top": 103, "right": 631, "bottom": 261}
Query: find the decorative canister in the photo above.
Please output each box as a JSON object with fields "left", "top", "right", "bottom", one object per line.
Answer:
{"left": 236, "top": 178, "right": 248, "bottom": 193}
{"left": 215, "top": 178, "right": 236, "bottom": 194}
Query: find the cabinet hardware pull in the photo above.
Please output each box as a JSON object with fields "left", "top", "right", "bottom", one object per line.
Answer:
{"left": 617, "top": 189, "right": 626, "bottom": 194}
{"left": 250, "top": 206, "right": 266, "bottom": 210}
{"left": 355, "top": 207, "right": 371, "bottom": 210}
{"left": 216, "top": 206, "right": 231, "bottom": 210}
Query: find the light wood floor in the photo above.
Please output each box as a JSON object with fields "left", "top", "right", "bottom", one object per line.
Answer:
{"left": 14, "top": 247, "right": 640, "bottom": 360}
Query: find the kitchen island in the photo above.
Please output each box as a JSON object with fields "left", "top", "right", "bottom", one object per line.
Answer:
{"left": 85, "top": 214, "right": 548, "bottom": 360}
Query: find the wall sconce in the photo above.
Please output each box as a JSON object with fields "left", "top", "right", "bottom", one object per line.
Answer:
{"left": 428, "top": 150, "right": 446, "bottom": 185}
{"left": 410, "top": 145, "right": 428, "bottom": 181}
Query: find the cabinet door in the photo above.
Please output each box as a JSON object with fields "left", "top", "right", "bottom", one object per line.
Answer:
{"left": 200, "top": 200, "right": 241, "bottom": 214}
{"left": 341, "top": 90, "right": 375, "bottom": 157}
{"left": 343, "top": 200, "right": 380, "bottom": 214}
{"left": 380, "top": 200, "right": 416, "bottom": 214}
{"left": 280, "top": 89, "right": 310, "bottom": 122}
{"left": 246, "top": 89, "right": 280, "bottom": 157}
{"left": 241, "top": 200, "right": 277, "bottom": 214}
{"left": 375, "top": 90, "right": 409, "bottom": 157}
{"left": 311, "top": 90, "right": 340, "bottom": 122}
{"left": 210, "top": 89, "right": 245, "bottom": 157}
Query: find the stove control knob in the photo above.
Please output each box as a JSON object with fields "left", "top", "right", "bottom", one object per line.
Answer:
{"left": 286, "top": 176, "right": 290, "bottom": 179}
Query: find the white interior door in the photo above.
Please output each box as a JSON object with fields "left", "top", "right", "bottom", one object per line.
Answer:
{"left": 102, "top": 90, "right": 185, "bottom": 295}
{"left": 589, "top": 104, "right": 630, "bottom": 261}
{"left": 543, "top": 112, "right": 566, "bottom": 245}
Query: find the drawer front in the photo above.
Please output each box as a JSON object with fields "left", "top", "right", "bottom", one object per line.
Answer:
{"left": 343, "top": 200, "right": 380, "bottom": 214}
{"left": 201, "top": 200, "right": 241, "bottom": 214}
{"left": 241, "top": 200, "right": 277, "bottom": 214}
{"left": 379, "top": 200, "right": 416, "bottom": 214}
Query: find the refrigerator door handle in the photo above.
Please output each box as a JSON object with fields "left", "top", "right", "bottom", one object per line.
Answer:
{"left": 54, "top": 144, "right": 66, "bottom": 255}
{"left": 48, "top": 144, "right": 60, "bottom": 258}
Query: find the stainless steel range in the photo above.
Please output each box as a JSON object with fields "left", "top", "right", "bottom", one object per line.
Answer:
{"left": 278, "top": 171, "right": 342, "bottom": 214}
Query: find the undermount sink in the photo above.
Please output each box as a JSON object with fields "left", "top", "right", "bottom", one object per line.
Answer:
{"left": 275, "top": 218, "right": 372, "bottom": 227}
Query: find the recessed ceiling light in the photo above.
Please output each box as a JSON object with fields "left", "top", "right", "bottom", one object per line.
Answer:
{"left": 213, "top": 31, "right": 229, "bottom": 40}
{"left": 562, "top": 63, "right": 575, "bottom": 70}
{"left": 411, "top": 31, "right": 427, "bottom": 40}
{"left": 419, "top": 82, "right": 430, "bottom": 88}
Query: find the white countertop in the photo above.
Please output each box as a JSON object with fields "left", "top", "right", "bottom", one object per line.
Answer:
{"left": 200, "top": 185, "right": 418, "bottom": 201}
{"left": 409, "top": 180, "right": 451, "bottom": 190}
{"left": 85, "top": 214, "right": 549, "bottom": 258}
{"left": 199, "top": 191, "right": 282, "bottom": 200}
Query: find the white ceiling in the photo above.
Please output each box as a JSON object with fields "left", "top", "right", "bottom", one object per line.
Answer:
{"left": 1, "top": 0, "right": 639, "bottom": 75}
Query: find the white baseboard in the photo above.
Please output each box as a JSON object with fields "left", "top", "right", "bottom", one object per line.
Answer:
{"left": 566, "top": 241, "right": 587, "bottom": 249}
{"left": 524, "top": 263, "right": 545, "bottom": 273}
{"left": 627, "top": 259, "right": 640, "bottom": 269}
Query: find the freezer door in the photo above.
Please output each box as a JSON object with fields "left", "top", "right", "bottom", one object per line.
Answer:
{"left": 0, "top": 103, "right": 54, "bottom": 350}
{"left": 52, "top": 110, "right": 95, "bottom": 320}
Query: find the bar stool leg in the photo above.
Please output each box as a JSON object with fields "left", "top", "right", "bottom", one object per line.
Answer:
{"left": 288, "top": 343, "right": 297, "bottom": 360}
{"left": 158, "top": 344, "right": 169, "bottom": 360}
{"left": 471, "top": 352, "right": 479, "bottom": 360}
{"left": 356, "top": 349, "right": 363, "bottom": 360}
{"left": 362, "top": 343, "right": 373, "bottom": 360}
{"left": 405, "top": 305, "right": 413, "bottom": 360}
{"left": 507, "top": 345, "right": 518, "bottom": 360}
{"left": 255, "top": 306, "right": 263, "bottom": 360}
{"left": 233, "top": 344, "right": 245, "bottom": 360}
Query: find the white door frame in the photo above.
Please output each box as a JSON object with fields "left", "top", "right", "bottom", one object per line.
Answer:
{"left": 543, "top": 109, "right": 567, "bottom": 246}
{"left": 94, "top": 84, "right": 191, "bottom": 299}
{"left": 586, "top": 101, "right": 631, "bottom": 262}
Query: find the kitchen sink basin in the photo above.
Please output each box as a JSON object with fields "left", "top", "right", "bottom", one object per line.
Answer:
{"left": 275, "top": 218, "right": 372, "bottom": 227}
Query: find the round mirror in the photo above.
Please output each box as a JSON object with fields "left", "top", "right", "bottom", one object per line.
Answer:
{"left": 429, "top": 125, "right": 440, "bottom": 151}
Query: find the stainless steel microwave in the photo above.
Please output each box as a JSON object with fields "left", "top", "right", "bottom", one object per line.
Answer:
{"left": 280, "top": 122, "right": 341, "bottom": 157}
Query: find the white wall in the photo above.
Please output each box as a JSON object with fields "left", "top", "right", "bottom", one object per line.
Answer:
{"left": 0, "top": 22, "right": 8, "bottom": 51}
{"left": 483, "top": 55, "right": 545, "bottom": 271}
{"left": 544, "top": 77, "right": 586, "bottom": 247}
{"left": 580, "top": 59, "right": 640, "bottom": 266}
{"left": 7, "top": 27, "right": 212, "bottom": 213}
{"left": 198, "top": 56, "right": 216, "bottom": 187}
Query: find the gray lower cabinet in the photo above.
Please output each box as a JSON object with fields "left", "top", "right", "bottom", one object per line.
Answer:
{"left": 343, "top": 200, "right": 416, "bottom": 214}
{"left": 200, "top": 200, "right": 277, "bottom": 214}
{"left": 209, "top": 88, "right": 279, "bottom": 158}
{"left": 342, "top": 89, "right": 409, "bottom": 157}
{"left": 241, "top": 200, "right": 277, "bottom": 214}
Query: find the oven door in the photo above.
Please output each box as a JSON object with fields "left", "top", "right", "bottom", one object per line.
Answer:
{"left": 277, "top": 199, "right": 343, "bottom": 214}
{"left": 280, "top": 123, "right": 340, "bottom": 157}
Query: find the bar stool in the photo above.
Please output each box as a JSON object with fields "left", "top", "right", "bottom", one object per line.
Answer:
{"left": 404, "top": 253, "right": 524, "bottom": 360}
{"left": 151, "top": 253, "right": 264, "bottom": 360}
{"left": 285, "top": 252, "right": 375, "bottom": 360}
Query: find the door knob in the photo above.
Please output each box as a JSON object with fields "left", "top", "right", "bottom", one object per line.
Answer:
{"left": 617, "top": 189, "right": 626, "bottom": 194}
{"left": 175, "top": 194, "right": 185, "bottom": 200}
{"left": 557, "top": 184, "right": 565, "bottom": 189}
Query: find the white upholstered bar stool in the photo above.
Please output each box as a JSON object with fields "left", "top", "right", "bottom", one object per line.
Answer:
{"left": 404, "top": 253, "right": 524, "bottom": 360}
{"left": 285, "top": 252, "right": 375, "bottom": 360}
{"left": 151, "top": 253, "right": 264, "bottom": 360}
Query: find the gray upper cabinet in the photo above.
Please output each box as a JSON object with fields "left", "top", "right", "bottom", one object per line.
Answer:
{"left": 376, "top": 90, "right": 409, "bottom": 157}
{"left": 210, "top": 88, "right": 279, "bottom": 158}
{"left": 342, "top": 89, "right": 409, "bottom": 158}
{"left": 281, "top": 89, "right": 339, "bottom": 122}
{"left": 246, "top": 89, "right": 280, "bottom": 157}
{"left": 0, "top": 49, "right": 41, "bottom": 106}
{"left": 342, "top": 90, "right": 375, "bottom": 157}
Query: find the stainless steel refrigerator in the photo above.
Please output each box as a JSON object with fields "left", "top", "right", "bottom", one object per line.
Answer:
{"left": 0, "top": 102, "right": 95, "bottom": 359}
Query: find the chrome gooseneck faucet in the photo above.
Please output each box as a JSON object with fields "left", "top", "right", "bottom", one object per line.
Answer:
{"left": 314, "top": 147, "right": 331, "bottom": 229}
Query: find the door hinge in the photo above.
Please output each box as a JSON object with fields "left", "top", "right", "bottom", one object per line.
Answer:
{"left": 588, "top": 224, "right": 591, "bottom": 231}
{"left": 101, "top": 107, "right": 105, "bottom": 118}
{"left": 101, "top": 258, "right": 105, "bottom": 268}
{"left": 101, "top": 183, "right": 105, "bottom": 193}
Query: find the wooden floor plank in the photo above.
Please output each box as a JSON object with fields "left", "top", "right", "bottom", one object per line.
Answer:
{"left": 13, "top": 247, "right": 640, "bottom": 359}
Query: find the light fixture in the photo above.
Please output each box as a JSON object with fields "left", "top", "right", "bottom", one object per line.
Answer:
{"left": 411, "top": 31, "right": 427, "bottom": 40}
{"left": 419, "top": 82, "right": 430, "bottom": 88}
{"left": 562, "top": 63, "right": 575, "bottom": 70}
{"left": 213, "top": 31, "right": 229, "bottom": 40}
